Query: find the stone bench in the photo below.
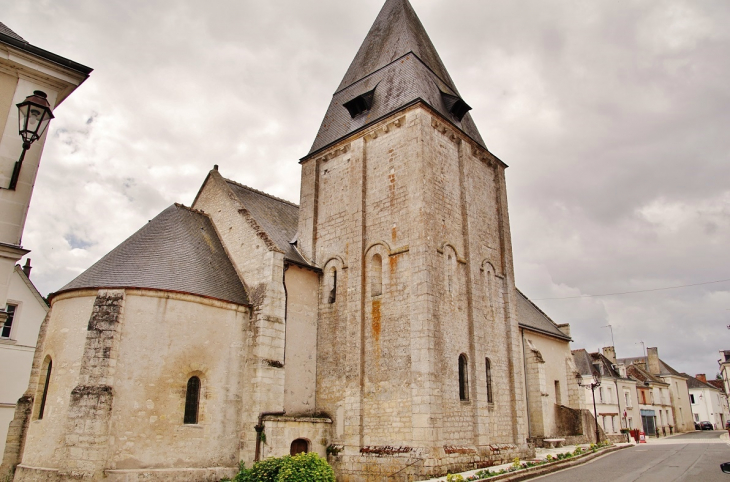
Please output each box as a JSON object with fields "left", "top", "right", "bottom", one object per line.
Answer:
{"left": 543, "top": 438, "right": 566, "bottom": 448}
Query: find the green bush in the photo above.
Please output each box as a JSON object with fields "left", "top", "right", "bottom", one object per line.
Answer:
{"left": 234, "top": 456, "right": 284, "bottom": 482}
{"left": 232, "top": 453, "right": 335, "bottom": 482}
{"left": 276, "top": 453, "right": 335, "bottom": 482}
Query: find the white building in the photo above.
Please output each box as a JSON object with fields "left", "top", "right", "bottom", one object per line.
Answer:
{"left": 0, "top": 21, "right": 90, "bottom": 457}
{"left": 0, "top": 264, "right": 48, "bottom": 452}
{"left": 573, "top": 347, "right": 640, "bottom": 440}
{"left": 687, "top": 374, "right": 729, "bottom": 430}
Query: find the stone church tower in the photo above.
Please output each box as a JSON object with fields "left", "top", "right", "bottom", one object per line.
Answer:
{"left": 298, "top": 0, "right": 528, "bottom": 477}
{"left": 2, "top": 1, "right": 530, "bottom": 481}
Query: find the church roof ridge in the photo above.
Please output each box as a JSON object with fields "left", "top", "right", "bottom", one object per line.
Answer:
{"left": 223, "top": 178, "right": 299, "bottom": 209}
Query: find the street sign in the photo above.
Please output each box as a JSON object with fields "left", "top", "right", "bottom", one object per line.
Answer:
{"left": 639, "top": 431, "right": 646, "bottom": 443}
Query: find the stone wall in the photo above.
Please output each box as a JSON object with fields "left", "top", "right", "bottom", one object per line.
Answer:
{"left": 302, "top": 104, "right": 530, "bottom": 480}
{"left": 192, "top": 173, "right": 288, "bottom": 461}
{"left": 13, "top": 289, "right": 250, "bottom": 481}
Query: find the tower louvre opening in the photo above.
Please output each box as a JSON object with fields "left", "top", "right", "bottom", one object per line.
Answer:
{"left": 441, "top": 91, "right": 472, "bottom": 121}
{"left": 343, "top": 87, "right": 376, "bottom": 118}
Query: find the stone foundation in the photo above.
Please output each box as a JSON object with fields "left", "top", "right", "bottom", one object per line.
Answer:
{"left": 13, "top": 465, "right": 238, "bottom": 482}
{"left": 330, "top": 444, "right": 533, "bottom": 481}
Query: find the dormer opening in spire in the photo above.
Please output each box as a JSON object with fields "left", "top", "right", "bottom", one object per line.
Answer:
{"left": 440, "top": 91, "right": 472, "bottom": 122}
{"left": 305, "top": 0, "right": 487, "bottom": 158}
{"left": 343, "top": 86, "right": 376, "bottom": 118}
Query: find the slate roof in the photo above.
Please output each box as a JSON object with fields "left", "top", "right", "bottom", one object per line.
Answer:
{"left": 224, "top": 180, "right": 308, "bottom": 266}
{"left": 0, "top": 22, "right": 24, "bottom": 41}
{"left": 617, "top": 357, "right": 685, "bottom": 378}
{"left": 684, "top": 374, "right": 721, "bottom": 392}
{"left": 708, "top": 380, "right": 725, "bottom": 392}
{"left": 572, "top": 349, "right": 595, "bottom": 376}
{"left": 307, "top": 0, "right": 485, "bottom": 156}
{"left": 625, "top": 363, "right": 667, "bottom": 386}
{"left": 57, "top": 204, "right": 248, "bottom": 305}
{"left": 516, "top": 289, "right": 571, "bottom": 341}
{"left": 572, "top": 349, "right": 625, "bottom": 380}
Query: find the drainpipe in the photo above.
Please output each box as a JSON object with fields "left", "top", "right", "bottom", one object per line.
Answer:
{"left": 255, "top": 411, "right": 286, "bottom": 462}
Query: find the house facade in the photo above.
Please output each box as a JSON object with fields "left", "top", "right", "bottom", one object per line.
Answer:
{"left": 2, "top": 2, "right": 533, "bottom": 481}
{"left": 517, "top": 290, "right": 591, "bottom": 444}
{"left": 572, "top": 348, "right": 640, "bottom": 441}
{"left": 619, "top": 347, "right": 693, "bottom": 434}
{"left": 0, "top": 21, "right": 90, "bottom": 458}
{"left": 687, "top": 374, "right": 729, "bottom": 429}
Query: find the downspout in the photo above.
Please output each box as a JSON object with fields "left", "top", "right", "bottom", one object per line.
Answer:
{"left": 521, "top": 332, "right": 532, "bottom": 438}
{"left": 255, "top": 411, "right": 286, "bottom": 461}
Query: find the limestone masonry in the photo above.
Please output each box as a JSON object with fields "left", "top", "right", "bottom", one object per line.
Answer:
{"left": 0, "top": 1, "right": 632, "bottom": 481}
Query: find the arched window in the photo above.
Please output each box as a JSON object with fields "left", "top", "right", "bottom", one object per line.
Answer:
{"left": 371, "top": 254, "right": 382, "bottom": 297}
{"left": 459, "top": 354, "right": 469, "bottom": 401}
{"left": 290, "top": 438, "right": 309, "bottom": 456}
{"left": 485, "top": 358, "right": 493, "bottom": 404}
{"left": 184, "top": 376, "right": 201, "bottom": 424}
{"left": 328, "top": 268, "right": 337, "bottom": 304}
{"left": 36, "top": 356, "right": 52, "bottom": 420}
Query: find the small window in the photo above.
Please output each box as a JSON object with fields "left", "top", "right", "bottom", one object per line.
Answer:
{"left": 36, "top": 356, "right": 52, "bottom": 420}
{"left": 1, "top": 304, "right": 16, "bottom": 338}
{"left": 343, "top": 87, "right": 376, "bottom": 118}
{"left": 690, "top": 394, "right": 695, "bottom": 404}
{"left": 485, "top": 358, "right": 493, "bottom": 403}
{"left": 440, "top": 91, "right": 472, "bottom": 121}
{"left": 328, "top": 268, "right": 337, "bottom": 304}
{"left": 371, "top": 254, "right": 382, "bottom": 297}
{"left": 184, "top": 376, "right": 201, "bottom": 424}
{"left": 290, "top": 438, "right": 309, "bottom": 456}
{"left": 555, "top": 380, "right": 561, "bottom": 405}
{"left": 459, "top": 354, "right": 469, "bottom": 401}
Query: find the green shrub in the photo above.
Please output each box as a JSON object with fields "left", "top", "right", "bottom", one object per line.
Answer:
{"left": 446, "top": 474, "right": 465, "bottom": 482}
{"left": 234, "top": 456, "right": 284, "bottom": 482}
{"left": 276, "top": 452, "right": 335, "bottom": 482}
{"left": 232, "top": 453, "right": 335, "bottom": 482}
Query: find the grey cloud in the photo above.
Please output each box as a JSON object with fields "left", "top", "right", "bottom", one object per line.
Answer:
{"left": 3, "top": 0, "right": 729, "bottom": 377}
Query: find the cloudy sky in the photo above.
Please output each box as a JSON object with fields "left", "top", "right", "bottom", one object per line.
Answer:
{"left": 3, "top": 0, "right": 729, "bottom": 378}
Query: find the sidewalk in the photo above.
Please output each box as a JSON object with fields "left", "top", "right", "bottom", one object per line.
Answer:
{"left": 417, "top": 441, "right": 634, "bottom": 482}
{"left": 641, "top": 430, "right": 730, "bottom": 445}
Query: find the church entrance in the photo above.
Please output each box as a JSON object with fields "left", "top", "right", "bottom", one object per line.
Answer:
{"left": 290, "top": 438, "right": 309, "bottom": 456}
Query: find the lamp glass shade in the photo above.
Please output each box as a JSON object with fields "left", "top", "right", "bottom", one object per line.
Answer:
{"left": 17, "top": 91, "right": 54, "bottom": 145}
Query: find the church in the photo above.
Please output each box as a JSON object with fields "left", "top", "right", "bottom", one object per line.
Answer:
{"left": 2, "top": 1, "right": 535, "bottom": 480}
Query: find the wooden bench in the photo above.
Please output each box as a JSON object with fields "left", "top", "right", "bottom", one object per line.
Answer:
{"left": 543, "top": 438, "right": 566, "bottom": 448}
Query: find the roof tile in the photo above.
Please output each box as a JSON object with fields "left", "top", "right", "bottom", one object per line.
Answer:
{"left": 58, "top": 204, "right": 248, "bottom": 305}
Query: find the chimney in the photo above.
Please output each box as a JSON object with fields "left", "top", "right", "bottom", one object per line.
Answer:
{"left": 647, "top": 347, "right": 660, "bottom": 375}
{"left": 602, "top": 346, "right": 617, "bottom": 364}
{"left": 557, "top": 323, "right": 571, "bottom": 338}
{"left": 22, "top": 258, "right": 32, "bottom": 278}
{"left": 696, "top": 374, "right": 707, "bottom": 383}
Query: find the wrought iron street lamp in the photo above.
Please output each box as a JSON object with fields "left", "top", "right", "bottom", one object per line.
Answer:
{"left": 8, "top": 90, "right": 54, "bottom": 190}
{"left": 577, "top": 370, "right": 602, "bottom": 444}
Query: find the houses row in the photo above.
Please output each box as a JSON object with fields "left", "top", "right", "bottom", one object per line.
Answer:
{"left": 518, "top": 289, "right": 730, "bottom": 443}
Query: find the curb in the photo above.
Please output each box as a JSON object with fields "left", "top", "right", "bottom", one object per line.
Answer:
{"left": 473, "top": 445, "right": 632, "bottom": 481}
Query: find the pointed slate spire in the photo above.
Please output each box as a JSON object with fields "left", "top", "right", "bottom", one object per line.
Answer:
{"left": 307, "top": 0, "right": 485, "bottom": 156}
{"left": 337, "top": 0, "right": 456, "bottom": 93}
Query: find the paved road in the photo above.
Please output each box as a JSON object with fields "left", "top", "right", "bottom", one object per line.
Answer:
{"left": 533, "top": 431, "right": 730, "bottom": 482}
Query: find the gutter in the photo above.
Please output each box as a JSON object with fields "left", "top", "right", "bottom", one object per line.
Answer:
{"left": 0, "top": 32, "right": 92, "bottom": 75}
